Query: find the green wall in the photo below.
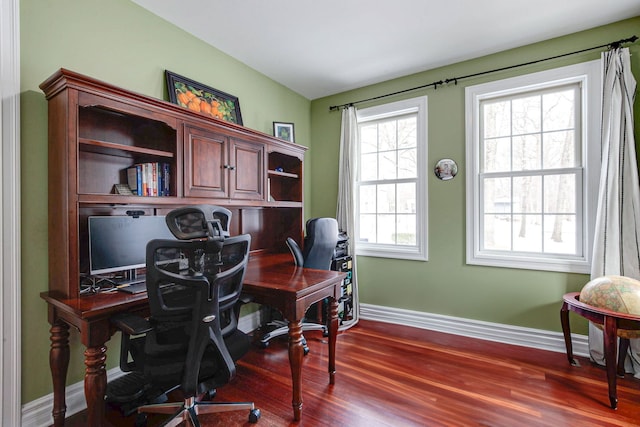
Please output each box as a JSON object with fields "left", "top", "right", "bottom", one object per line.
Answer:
{"left": 19, "top": 0, "right": 640, "bottom": 408}
{"left": 309, "top": 17, "right": 640, "bottom": 334}
{"left": 20, "top": 0, "right": 310, "bottom": 403}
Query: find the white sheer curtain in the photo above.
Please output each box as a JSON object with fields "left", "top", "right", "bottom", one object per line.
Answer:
{"left": 337, "top": 105, "right": 359, "bottom": 329}
{"left": 589, "top": 47, "right": 640, "bottom": 376}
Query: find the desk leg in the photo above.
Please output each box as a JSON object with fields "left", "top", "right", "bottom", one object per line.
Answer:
{"left": 560, "top": 302, "right": 579, "bottom": 367}
{"left": 603, "top": 316, "right": 618, "bottom": 409}
{"left": 328, "top": 297, "right": 338, "bottom": 385}
{"left": 49, "top": 322, "right": 70, "bottom": 427}
{"left": 288, "top": 319, "right": 304, "bottom": 421}
{"left": 84, "top": 345, "right": 108, "bottom": 426}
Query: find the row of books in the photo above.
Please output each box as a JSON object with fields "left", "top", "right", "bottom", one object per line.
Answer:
{"left": 126, "top": 163, "right": 171, "bottom": 196}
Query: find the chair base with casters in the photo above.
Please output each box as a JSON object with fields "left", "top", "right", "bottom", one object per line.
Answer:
{"left": 259, "top": 318, "right": 327, "bottom": 355}
{"left": 134, "top": 395, "right": 260, "bottom": 427}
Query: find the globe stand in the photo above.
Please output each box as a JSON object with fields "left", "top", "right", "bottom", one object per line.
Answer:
{"left": 561, "top": 292, "right": 640, "bottom": 409}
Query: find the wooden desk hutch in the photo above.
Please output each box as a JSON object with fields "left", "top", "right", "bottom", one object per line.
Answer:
{"left": 40, "top": 69, "right": 309, "bottom": 425}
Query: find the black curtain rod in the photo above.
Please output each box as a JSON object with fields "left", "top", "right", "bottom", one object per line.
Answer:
{"left": 328, "top": 35, "right": 638, "bottom": 111}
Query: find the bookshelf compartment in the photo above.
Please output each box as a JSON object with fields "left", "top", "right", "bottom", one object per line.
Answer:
{"left": 77, "top": 105, "right": 178, "bottom": 197}
{"left": 78, "top": 105, "right": 177, "bottom": 155}
{"left": 268, "top": 151, "right": 302, "bottom": 203}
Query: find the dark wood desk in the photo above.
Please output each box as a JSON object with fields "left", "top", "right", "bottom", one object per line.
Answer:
{"left": 560, "top": 292, "right": 640, "bottom": 409}
{"left": 41, "top": 253, "right": 345, "bottom": 426}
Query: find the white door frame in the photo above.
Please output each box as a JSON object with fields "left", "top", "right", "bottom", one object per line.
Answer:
{"left": 1, "top": 0, "right": 21, "bottom": 425}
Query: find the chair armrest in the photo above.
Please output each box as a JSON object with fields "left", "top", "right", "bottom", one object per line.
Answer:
{"left": 111, "top": 313, "right": 152, "bottom": 335}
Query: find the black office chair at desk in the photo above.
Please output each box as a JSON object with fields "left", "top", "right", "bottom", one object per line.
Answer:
{"left": 106, "top": 205, "right": 260, "bottom": 426}
{"left": 259, "top": 217, "right": 339, "bottom": 354}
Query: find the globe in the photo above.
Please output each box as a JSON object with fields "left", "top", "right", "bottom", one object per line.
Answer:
{"left": 580, "top": 275, "right": 640, "bottom": 339}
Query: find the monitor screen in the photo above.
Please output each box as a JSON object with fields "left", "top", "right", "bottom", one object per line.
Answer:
{"left": 88, "top": 215, "right": 176, "bottom": 275}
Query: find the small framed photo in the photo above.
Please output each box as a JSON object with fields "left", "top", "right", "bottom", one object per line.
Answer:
{"left": 165, "top": 70, "right": 243, "bottom": 125}
{"left": 434, "top": 158, "right": 458, "bottom": 181}
{"left": 273, "top": 122, "right": 295, "bottom": 143}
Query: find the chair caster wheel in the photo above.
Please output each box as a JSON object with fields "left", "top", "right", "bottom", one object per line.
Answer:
{"left": 134, "top": 413, "right": 148, "bottom": 427}
{"left": 249, "top": 408, "right": 261, "bottom": 423}
{"left": 259, "top": 340, "right": 269, "bottom": 349}
{"left": 303, "top": 346, "right": 310, "bottom": 356}
{"left": 206, "top": 388, "right": 217, "bottom": 400}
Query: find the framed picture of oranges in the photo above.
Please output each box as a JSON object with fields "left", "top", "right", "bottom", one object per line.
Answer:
{"left": 165, "top": 70, "right": 243, "bottom": 125}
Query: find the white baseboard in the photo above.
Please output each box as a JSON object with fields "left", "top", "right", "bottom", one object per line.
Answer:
{"left": 21, "top": 307, "right": 586, "bottom": 426}
{"left": 359, "top": 303, "right": 589, "bottom": 357}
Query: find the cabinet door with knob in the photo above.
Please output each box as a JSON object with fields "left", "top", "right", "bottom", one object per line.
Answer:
{"left": 184, "top": 124, "right": 265, "bottom": 201}
{"left": 184, "top": 124, "right": 228, "bottom": 198}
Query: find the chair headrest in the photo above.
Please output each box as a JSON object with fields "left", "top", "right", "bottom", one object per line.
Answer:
{"left": 165, "top": 205, "right": 232, "bottom": 241}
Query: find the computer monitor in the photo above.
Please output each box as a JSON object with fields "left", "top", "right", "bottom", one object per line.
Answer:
{"left": 88, "top": 215, "right": 176, "bottom": 276}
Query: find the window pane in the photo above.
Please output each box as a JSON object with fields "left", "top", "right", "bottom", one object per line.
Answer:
{"left": 397, "top": 116, "right": 417, "bottom": 148}
{"left": 397, "top": 183, "right": 416, "bottom": 213}
{"left": 396, "top": 214, "right": 416, "bottom": 245}
{"left": 378, "top": 120, "right": 397, "bottom": 151}
{"left": 483, "top": 137, "right": 511, "bottom": 172}
{"left": 483, "top": 214, "right": 511, "bottom": 250}
{"left": 360, "top": 185, "right": 376, "bottom": 214}
{"left": 512, "top": 134, "right": 541, "bottom": 171}
{"left": 483, "top": 177, "right": 511, "bottom": 214}
{"left": 543, "top": 89, "right": 575, "bottom": 131}
{"left": 512, "top": 95, "right": 541, "bottom": 135}
{"left": 361, "top": 153, "right": 378, "bottom": 181}
{"left": 359, "top": 214, "right": 376, "bottom": 243}
{"left": 398, "top": 148, "right": 417, "bottom": 178}
{"left": 378, "top": 151, "right": 397, "bottom": 179}
{"left": 377, "top": 214, "right": 396, "bottom": 244}
{"left": 377, "top": 184, "right": 395, "bottom": 214}
{"left": 513, "top": 215, "right": 542, "bottom": 252}
{"left": 544, "top": 214, "right": 576, "bottom": 254}
{"left": 543, "top": 131, "right": 575, "bottom": 169}
{"left": 513, "top": 176, "right": 541, "bottom": 213}
{"left": 483, "top": 100, "right": 511, "bottom": 138}
{"left": 544, "top": 174, "right": 576, "bottom": 213}
{"left": 360, "top": 124, "right": 377, "bottom": 154}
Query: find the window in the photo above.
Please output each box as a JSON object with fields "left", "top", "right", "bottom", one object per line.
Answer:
{"left": 465, "top": 61, "right": 601, "bottom": 273}
{"left": 355, "top": 96, "right": 428, "bottom": 261}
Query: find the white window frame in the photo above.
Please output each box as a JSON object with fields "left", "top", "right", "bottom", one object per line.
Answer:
{"left": 355, "top": 96, "right": 428, "bottom": 261}
{"left": 465, "top": 60, "right": 601, "bottom": 273}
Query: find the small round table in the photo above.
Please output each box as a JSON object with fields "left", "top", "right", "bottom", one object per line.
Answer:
{"left": 560, "top": 292, "right": 640, "bottom": 409}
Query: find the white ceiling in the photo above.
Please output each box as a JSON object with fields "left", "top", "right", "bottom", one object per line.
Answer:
{"left": 131, "top": 0, "right": 640, "bottom": 100}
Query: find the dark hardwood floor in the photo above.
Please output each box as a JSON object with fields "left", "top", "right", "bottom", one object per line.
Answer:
{"left": 63, "top": 319, "right": 640, "bottom": 426}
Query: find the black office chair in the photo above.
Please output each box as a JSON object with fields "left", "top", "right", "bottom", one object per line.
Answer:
{"left": 259, "top": 217, "right": 339, "bottom": 354}
{"left": 107, "top": 206, "right": 260, "bottom": 426}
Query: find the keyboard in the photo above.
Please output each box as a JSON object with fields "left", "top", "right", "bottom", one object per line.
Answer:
{"left": 116, "top": 281, "right": 147, "bottom": 294}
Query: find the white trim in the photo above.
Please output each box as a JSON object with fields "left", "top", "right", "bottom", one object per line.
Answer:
{"left": 355, "top": 96, "right": 429, "bottom": 261}
{"left": 360, "top": 303, "right": 589, "bottom": 357}
{"left": 465, "top": 60, "right": 601, "bottom": 273}
{"left": 1, "top": 0, "right": 21, "bottom": 426}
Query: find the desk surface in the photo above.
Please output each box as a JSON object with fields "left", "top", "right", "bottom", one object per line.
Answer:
{"left": 42, "top": 252, "right": 344, "bottom": 320}
{"left": 41, "top": 252, "right": 345, "bottom": 426}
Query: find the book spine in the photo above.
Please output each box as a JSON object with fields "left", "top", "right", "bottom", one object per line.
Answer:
{"left": 126, "top": 166, "right": 138, "bottom": 193}
{"left": 136, "top": 164, "right": 142, "bottom": 196}
{"left": 152, "top": 162, "right": 158, "bottom": 196}
{"left": 162, "top": 163, "right": 170, "bottom": 196}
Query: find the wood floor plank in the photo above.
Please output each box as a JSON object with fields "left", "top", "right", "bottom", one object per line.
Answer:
{"left": 62, "top": 319, "right": 640, "bottom": 426}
